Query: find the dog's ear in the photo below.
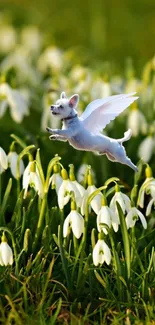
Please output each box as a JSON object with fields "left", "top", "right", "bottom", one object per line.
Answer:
{"left": 69, "top": 94, "right": 79, "bottom": 108}
{"left": 60, "top": 91, "right": 67, "bottom": 99}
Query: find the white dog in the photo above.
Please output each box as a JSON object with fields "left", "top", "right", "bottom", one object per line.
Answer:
{"left": 46, "top": 91, "right": 138, "bottom": 171}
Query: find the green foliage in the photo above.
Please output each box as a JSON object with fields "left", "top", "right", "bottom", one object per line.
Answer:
{"left": 0, "top": 6, "right": 155, "bottom": 325}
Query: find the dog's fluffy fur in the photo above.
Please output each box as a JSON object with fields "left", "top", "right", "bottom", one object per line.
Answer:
{"left": 47, "top": 91, "right": 138, "bottom": 172}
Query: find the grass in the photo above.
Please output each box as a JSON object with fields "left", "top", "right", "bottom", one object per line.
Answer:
{"left": 0, "top": 9, "right": 155, "bottom": 325}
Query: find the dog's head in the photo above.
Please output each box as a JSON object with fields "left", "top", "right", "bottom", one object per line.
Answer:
{"left": 50, "top": 92, "right": 79, "bottom": 119}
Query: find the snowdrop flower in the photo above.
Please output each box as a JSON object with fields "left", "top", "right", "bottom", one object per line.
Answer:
{"left": 0, "top": 83, "right": 29, "bottom": 123}
{"left": 23, "top": 161, "right": 44, "bottom": 199}
{"left": 127, "top": 107, "right": 147, "bottom": 137}
{"left": 93, "top": 237, "right": 111, "bottom": 266}
{"left": 126, "top": 207, "right": 147, "bottom": 229}
{"left": 138, "top": 166, "right": 155, "bottom": 213}
{"left": 8, "top": 149, "right": 24, "bottom": 179}
{"left": 38, "top": 46, "right": 63, "bottom": 73}
{"left": 50, "top": 164, "right": 63, "bottom": 194}
{"left": 97, "top": 197, "right": 119, "bottom": 234}
{"left": 138, "top": 135, "right": 155, "bottom": 163}
{"left": 58, "top": 169, "right": 82, "bottom": 209}
{"left": 0, "top": 25, "right": 17, "bottom": 54}
{"left": 110, "top": 185, "right": 131, "bottom": 213}
{"left": 0, "top": 146, "right": 8, "bottom": 174}
{"left": 110, "top": 185, "right": 131, "bottom": 224}
{"left": 0, "top": 233, "right": 13, "bottom": 266}
{"left": 81, "top": 169, "right": 102, "bottom": 215}
{"left": 0, "top": 47, "right": 40, "bottom": 86}
{"left": 63, "top": 201, "right": 84, "bottom": 239}
{"left": 21, "top": 26, "right": 42, "bottom": 54}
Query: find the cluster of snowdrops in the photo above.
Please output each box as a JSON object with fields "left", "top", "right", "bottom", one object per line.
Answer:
{"left": 1, "top": 142, "right": 155, "bottom": 268}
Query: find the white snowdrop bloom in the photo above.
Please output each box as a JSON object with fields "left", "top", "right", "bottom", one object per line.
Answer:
{"left": 21, "top": 26, "right": 42, "bottom": 53}
{"left": 0, "top": 238, "right": 13, "bottom": 266}
{"left": 63, "top": 210, "right": 84, "bottom": 239}
{"left": 50, "top": 173, "right": 63, "bottom": 194}
{"left": 138, "top": 178, "right": 155, "bottom": 209}
{"left": 23, "top": 162, "right": 44, "bottom": 199}
{"left": 0, "top": 83, "right": 29, "bottom": 123}
{"left": 97, "top": 205, "right": 119, "bottom": 234}
{"left": 110, "top": 190, "right": 131, "bottom": 220}
{"left": 91, "top": 80, "right": 111, "bottom": 100}
{"left": 0, "top": 25, "right": 17, "bottom": 54}
{"left": 0, "top": 147, "right": 8, "bottom": 174}
{"left": 126, "top": 207, "right": 147, "bottom": 229}
{"left": 127, "top": 108, "right": 147, "bottom": 137}
{"left": 0, "top": 48, "right": 40, "bottom": 85}
{"left": 138, "top": 136, "right": 155, "bottom": 162}
{"left": 146, "top": 197, "right": 155, "bottom": 216}
{"left": 93, "top": 239, "right": 111, "bottom": 266}
{"left": 58, "top": 178, "right": 82, "bottom": 210}
{"left": 38, "top": 46, "right": 63, "bottom": 73}
{"left": 81, "top": 185, "right": 102, "bottom": 216}
{"left": 8, "top": 151, "right": 24, "bottom": 179}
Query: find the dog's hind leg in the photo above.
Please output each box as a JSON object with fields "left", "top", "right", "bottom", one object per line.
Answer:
{"left": 113, "top": 145, "right": 138, "bottom": 172}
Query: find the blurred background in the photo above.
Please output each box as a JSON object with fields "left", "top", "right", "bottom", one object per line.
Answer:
{"left": 0, "top": 0, "right": 155, "bottom": 187}
{"left": 1, "top": 0, "right": 155, "bottom": 72}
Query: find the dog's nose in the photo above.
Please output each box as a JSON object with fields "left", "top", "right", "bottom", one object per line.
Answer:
{"left": 50, "top": 105, "right": 54, "bottom": 110}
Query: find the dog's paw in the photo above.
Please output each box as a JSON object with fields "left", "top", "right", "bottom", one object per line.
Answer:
{"left": 46, "top": 127, "right": 51, "bottom": 133}
{"left": 49, "top": 135, "right": 57, "bottom": 140}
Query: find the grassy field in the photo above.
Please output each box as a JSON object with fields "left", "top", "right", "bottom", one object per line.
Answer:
{"left": 0, "top": 2, "right": 155, "bottom": 324}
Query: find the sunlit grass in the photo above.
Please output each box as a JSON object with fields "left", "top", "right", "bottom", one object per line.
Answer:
{"left": 0, "top": 13, "right": 155, "bottom": 325}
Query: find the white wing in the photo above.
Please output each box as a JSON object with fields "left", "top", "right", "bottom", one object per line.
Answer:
{"left": 80, "top": 93, "right": 138, "bottom": 134}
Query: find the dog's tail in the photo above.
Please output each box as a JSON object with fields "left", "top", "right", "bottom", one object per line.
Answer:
{"left": 117, "top": 129, "right": 132, "bottom": 144}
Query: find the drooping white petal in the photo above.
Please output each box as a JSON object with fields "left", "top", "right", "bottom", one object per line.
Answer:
{"left": 0, "top": 242, "right": 13, "bottom": 266}
{"left": 81, "top": 185, "right": 102, "bottom": 215}
{"left": 97, "top": 206, "right": 111, "bottom": 234}
{"left": 93, "top": 239, "right": 111, "bottom": 266}
{"left": 8, "top": 152, "right": 24, "bottom": 179}
{"left": 0, "top": 147, "right": 8, "bottom": 172}
{"left": 63, "top": 214, "right": 71, "bottom": 237}
{"left": 50, "top": 173, "right": 63, "bottom": 194}
{"left": 67, "top": 180, "right": 82, "bottom": 208}
{"left": 138, "top": 189, "right": 145, "bottom": 208}
{"left": 146, "top": 198, "right": 155, "bottom": 216}
{"left": 70, "top": 210, "right": 84, "bottom": 239}
{"left": 138, "top": 136, "right": 155, "bottom": 162}
{"left": 22, "top": 162, "right": 31, "bottom": 189}
{"left": 126, "top": 209, "right": 136, "bottom": 229}
{"left": 58, "top": 180, "right": 70, "bottom": 209}
{"left": 31, "top": 172, "right": 44, "bottom": 198}
{"left": 93, "top": 240, "right": 105, "bottom": 266}
{"left": 102, "top": 241, "right": 112, "bottom": 265}
{"left": 137, "top": 209, "right": 147, "bottom": 229}
{"left": 110, "top": 191, "right": 131, "bottom": 215}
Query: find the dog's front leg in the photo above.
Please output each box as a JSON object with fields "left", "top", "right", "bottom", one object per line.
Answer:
{"left": 46, "top": 127, "right": 75, "bottom": 138}
{"left": 49, "top": 134, "right": 67, "bottom": 142}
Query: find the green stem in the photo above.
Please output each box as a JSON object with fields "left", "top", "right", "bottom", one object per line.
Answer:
{"left": 116, "top": 202, "right": 131, "bottom": 280}
{"left": 32, "top": 156, "right": 61, "bottom": 253}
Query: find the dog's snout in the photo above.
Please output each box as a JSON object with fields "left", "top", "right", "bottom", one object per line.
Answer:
{"left": 50, "top": 105, "right": 54, "bottom": 110}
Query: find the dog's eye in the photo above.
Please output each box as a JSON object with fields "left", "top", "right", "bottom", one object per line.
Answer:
{"left": 59, "top": 105, "right": 63, "bottom": 109}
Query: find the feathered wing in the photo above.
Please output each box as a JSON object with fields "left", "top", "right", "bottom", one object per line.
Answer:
{"left": 80, "top": 93, "right": 138, "bottom": 134}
